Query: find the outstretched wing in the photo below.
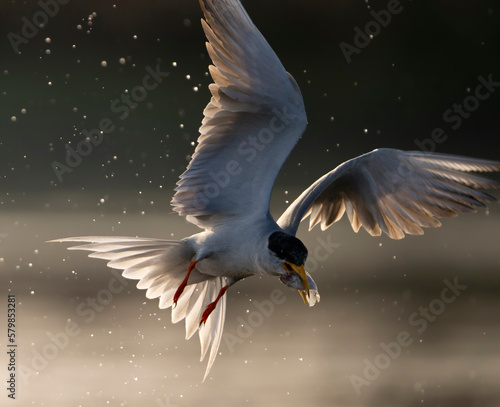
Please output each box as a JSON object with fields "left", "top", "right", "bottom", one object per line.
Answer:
{"left": 278, "top": 149, "right": 500, "bottom": 239}
{"left": 50, "top": 236, "right": 227, "bottom": 381}
{"left": 171, "top": 0, "right": 307, "bottom": 228}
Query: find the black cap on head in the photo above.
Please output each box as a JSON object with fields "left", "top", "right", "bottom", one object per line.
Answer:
{"left": 268, "top": 231, "right": 308, "bottom": 266}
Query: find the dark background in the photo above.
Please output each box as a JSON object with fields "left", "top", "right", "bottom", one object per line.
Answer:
{"left": 1, "top": 1, "right": 500, "bottom": 406}
{"left": 1, "top": 0, "right": 499, "bottom": 201}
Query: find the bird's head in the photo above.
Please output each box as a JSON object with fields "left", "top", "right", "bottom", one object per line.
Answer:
{"left": 268, "top": 231, "right": 311, "bottom": 305}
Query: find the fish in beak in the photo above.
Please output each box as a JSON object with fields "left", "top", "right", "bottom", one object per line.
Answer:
{"left": 282, "top": 262, "right": 310, "bottom": 304}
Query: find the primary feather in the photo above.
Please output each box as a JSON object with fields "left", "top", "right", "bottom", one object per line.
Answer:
{"left": 278, "top": 149, "right": 500, "bottom": 239}
{"left": 171, "top": 0, "right": 307, "bottom": 228}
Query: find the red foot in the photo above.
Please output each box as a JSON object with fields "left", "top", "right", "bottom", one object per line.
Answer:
{"left": 200, "top": 302, "right": 217, "bottom": 326}
{"left": 200, "top": 285, "right": 229, "bottom": 326}
{"left": 173, "top": 260, "right": 198, "bottom": 308}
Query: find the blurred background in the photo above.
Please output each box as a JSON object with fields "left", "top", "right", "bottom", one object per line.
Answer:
{"left": 1, "top": 0, "right": 500, "bottom": 406}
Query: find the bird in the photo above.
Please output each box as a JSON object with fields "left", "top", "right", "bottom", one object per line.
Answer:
{"left": 50, "top": 0, "right": 500, "bottom": 380}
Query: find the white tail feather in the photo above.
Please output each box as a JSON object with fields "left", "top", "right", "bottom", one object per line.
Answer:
{"left": 49, "top": 236, "right": 228, "bottom": 380}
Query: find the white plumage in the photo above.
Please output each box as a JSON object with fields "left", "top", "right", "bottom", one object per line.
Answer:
{"left": 50, "top": 0, "right": 500, "bottom": 380}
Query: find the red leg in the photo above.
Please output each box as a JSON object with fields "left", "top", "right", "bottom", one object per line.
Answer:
{"left": 200, "top": 285, "right": 229, "bottom": 326}
{"left": 173, "top": 260, "right": 199, "bottom": 308}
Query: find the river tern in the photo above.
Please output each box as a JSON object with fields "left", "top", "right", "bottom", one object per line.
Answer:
{"left": 51, "top": 0, "right": 500, "bottom": 380}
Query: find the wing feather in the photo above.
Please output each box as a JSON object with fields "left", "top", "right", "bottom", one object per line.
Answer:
{"left": 171, "top": 0, "right": 307, "bottom": 228}
{"left": 278, "top": 148, "right": 500, "bottom": 239}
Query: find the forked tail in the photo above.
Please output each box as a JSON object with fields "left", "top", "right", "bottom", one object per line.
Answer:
{"left": 49, "top": 236, "right": 228, "bottom": 381}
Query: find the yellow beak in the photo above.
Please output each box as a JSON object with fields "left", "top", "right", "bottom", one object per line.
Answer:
{"left": 283, "top": 262, "right": 310, "bottom": 305}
